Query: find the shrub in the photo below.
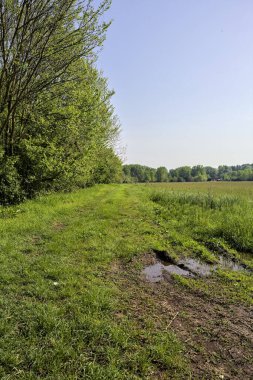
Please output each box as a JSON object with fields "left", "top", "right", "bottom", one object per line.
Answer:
{"left": 0, "top": 153, "right": 24, "bottom": 205}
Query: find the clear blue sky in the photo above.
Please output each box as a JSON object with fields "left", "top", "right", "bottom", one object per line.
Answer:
{"left": 97, "top": 0, "right": 253, "bottom": 169}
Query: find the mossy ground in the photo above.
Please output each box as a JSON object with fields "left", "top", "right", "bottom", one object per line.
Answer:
{"left": 0, "top": 183, "right": 252, "bottom": 379}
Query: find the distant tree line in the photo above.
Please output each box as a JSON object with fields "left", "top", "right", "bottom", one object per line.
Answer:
{"left": 0, "top": 0, "right": 122, "bottom": 205}
{"left": 123, "top": 164, "right": 253, "bottom": 183}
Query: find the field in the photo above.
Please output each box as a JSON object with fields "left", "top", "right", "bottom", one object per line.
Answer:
{"left": 0, "top": 183, "right": 252, "bottom": 379}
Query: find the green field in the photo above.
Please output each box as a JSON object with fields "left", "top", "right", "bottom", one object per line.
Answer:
{"left": 0, "top": 183, "right": 252, "bottom": 379}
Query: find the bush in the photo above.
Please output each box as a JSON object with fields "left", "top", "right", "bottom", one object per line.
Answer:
{"left": 0, "top": 154, "right": 24, "bottom": 205}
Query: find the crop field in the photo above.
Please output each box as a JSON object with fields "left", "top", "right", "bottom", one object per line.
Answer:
{"left": 147, "top": 180, "right": 253, "bottom": 197}
{"left": 0, "top": 183, "right": 252, "bottom": 379}
{"left": 148, "top": 181, "right": 253, "bottom": 256}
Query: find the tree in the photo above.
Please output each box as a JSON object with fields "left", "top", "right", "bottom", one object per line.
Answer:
{"left": 91, "top": 147, "right": 122, "bottom": 184}
{"left": 122, "top": 164, "right": 157, "bottom": 183}
{"left": 177, "top": 166, "right": 192, "bottom": 181}
{"left": 0, "top": 0, "right": 111, "bottom": 156}
{"left": 123, "top": 163, "right": 253, "bottom": 185}
{"left": 205, "top": 166, "right": 217, "bottom": 181}
{"left": 0, "top": 1, "right": 123, "bottom": 204}
{"left": 156, "top": 166, "right": 168, "bottom": 182}
{"left": 15, "top": 61, "right": 120, "bottom": 197}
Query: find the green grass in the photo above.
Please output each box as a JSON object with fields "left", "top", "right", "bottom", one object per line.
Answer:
{"left": 147, "top": 180, "right": 253, "bottom": 198}
{"left": 0, "top": 185, "right": 189, "bottom": 379}
{"left": 149, "top": 183, "right": 253, "bottom": 254}
{"left": 148, "top": 182, "right": 253, "bottom": 303}
{"left": 0, "top": 182, "right": 252, "bottom": 378}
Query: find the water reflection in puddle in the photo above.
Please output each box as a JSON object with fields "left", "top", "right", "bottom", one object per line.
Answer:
{"left": 143, "top": 262, "right": 192, "bottom": 283}
{"left": 178, "top": 258, "right": 213, "bottom": 276}
{"left": 143, "top": 252, "right": 248, "bottom": 283}
{"left": 218, "top": 256, "right": 245, "bottom": 271}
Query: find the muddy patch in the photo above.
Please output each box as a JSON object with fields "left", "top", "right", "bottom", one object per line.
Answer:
{"left": 152, "top": 249, "right": 177, "bottom": 265}
{"left": 218, "top": 255, "right": 246, "bottom": 271}
{"left": 143, "top": 250, "right": 248, "bottom": 282}
{"left": 111, "top": 255, "right": 253, "bottom": 379}
{"left": 143, "top": 262, "right": 192, "bottom": 282}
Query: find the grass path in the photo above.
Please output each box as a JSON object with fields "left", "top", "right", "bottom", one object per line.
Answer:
{"left": 0, "top": 184, "right": 252, "bottom": 379}
{"left": 0, "top": 185, "right": 188, "bottom": 379}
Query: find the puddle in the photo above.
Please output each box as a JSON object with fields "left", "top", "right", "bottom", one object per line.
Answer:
{"left": 218, "top": 256, "right": 246, "bottom": 271}
{"left": 143, "top": 263, "right": 164, "bottom": 283}
{"left": 143, "top": 262, "right": 192, "bottom": 283}
{"left": 178, "top": 258, "right": 214, "bottom": 276}
{"left": 143, "top": 250, "right": 248, "bottom": 283}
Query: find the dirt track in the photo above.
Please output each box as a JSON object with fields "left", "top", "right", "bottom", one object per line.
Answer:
{"left": 111, "top": 253, "right": 253, "bottom": 379}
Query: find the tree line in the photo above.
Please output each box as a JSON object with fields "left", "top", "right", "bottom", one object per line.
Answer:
{"left": 123, "top": 164, "right": 253, "bottom": 183}
{"left": 0, "top": 0, "right": 121, "bottom": 205}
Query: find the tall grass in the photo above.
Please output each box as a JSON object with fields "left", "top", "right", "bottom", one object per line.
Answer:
{"left": 151, "top": 191, "right": 242, "bottom": 210}
{"left": 150, "top": 188, "right": 253, "bottom": 254}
